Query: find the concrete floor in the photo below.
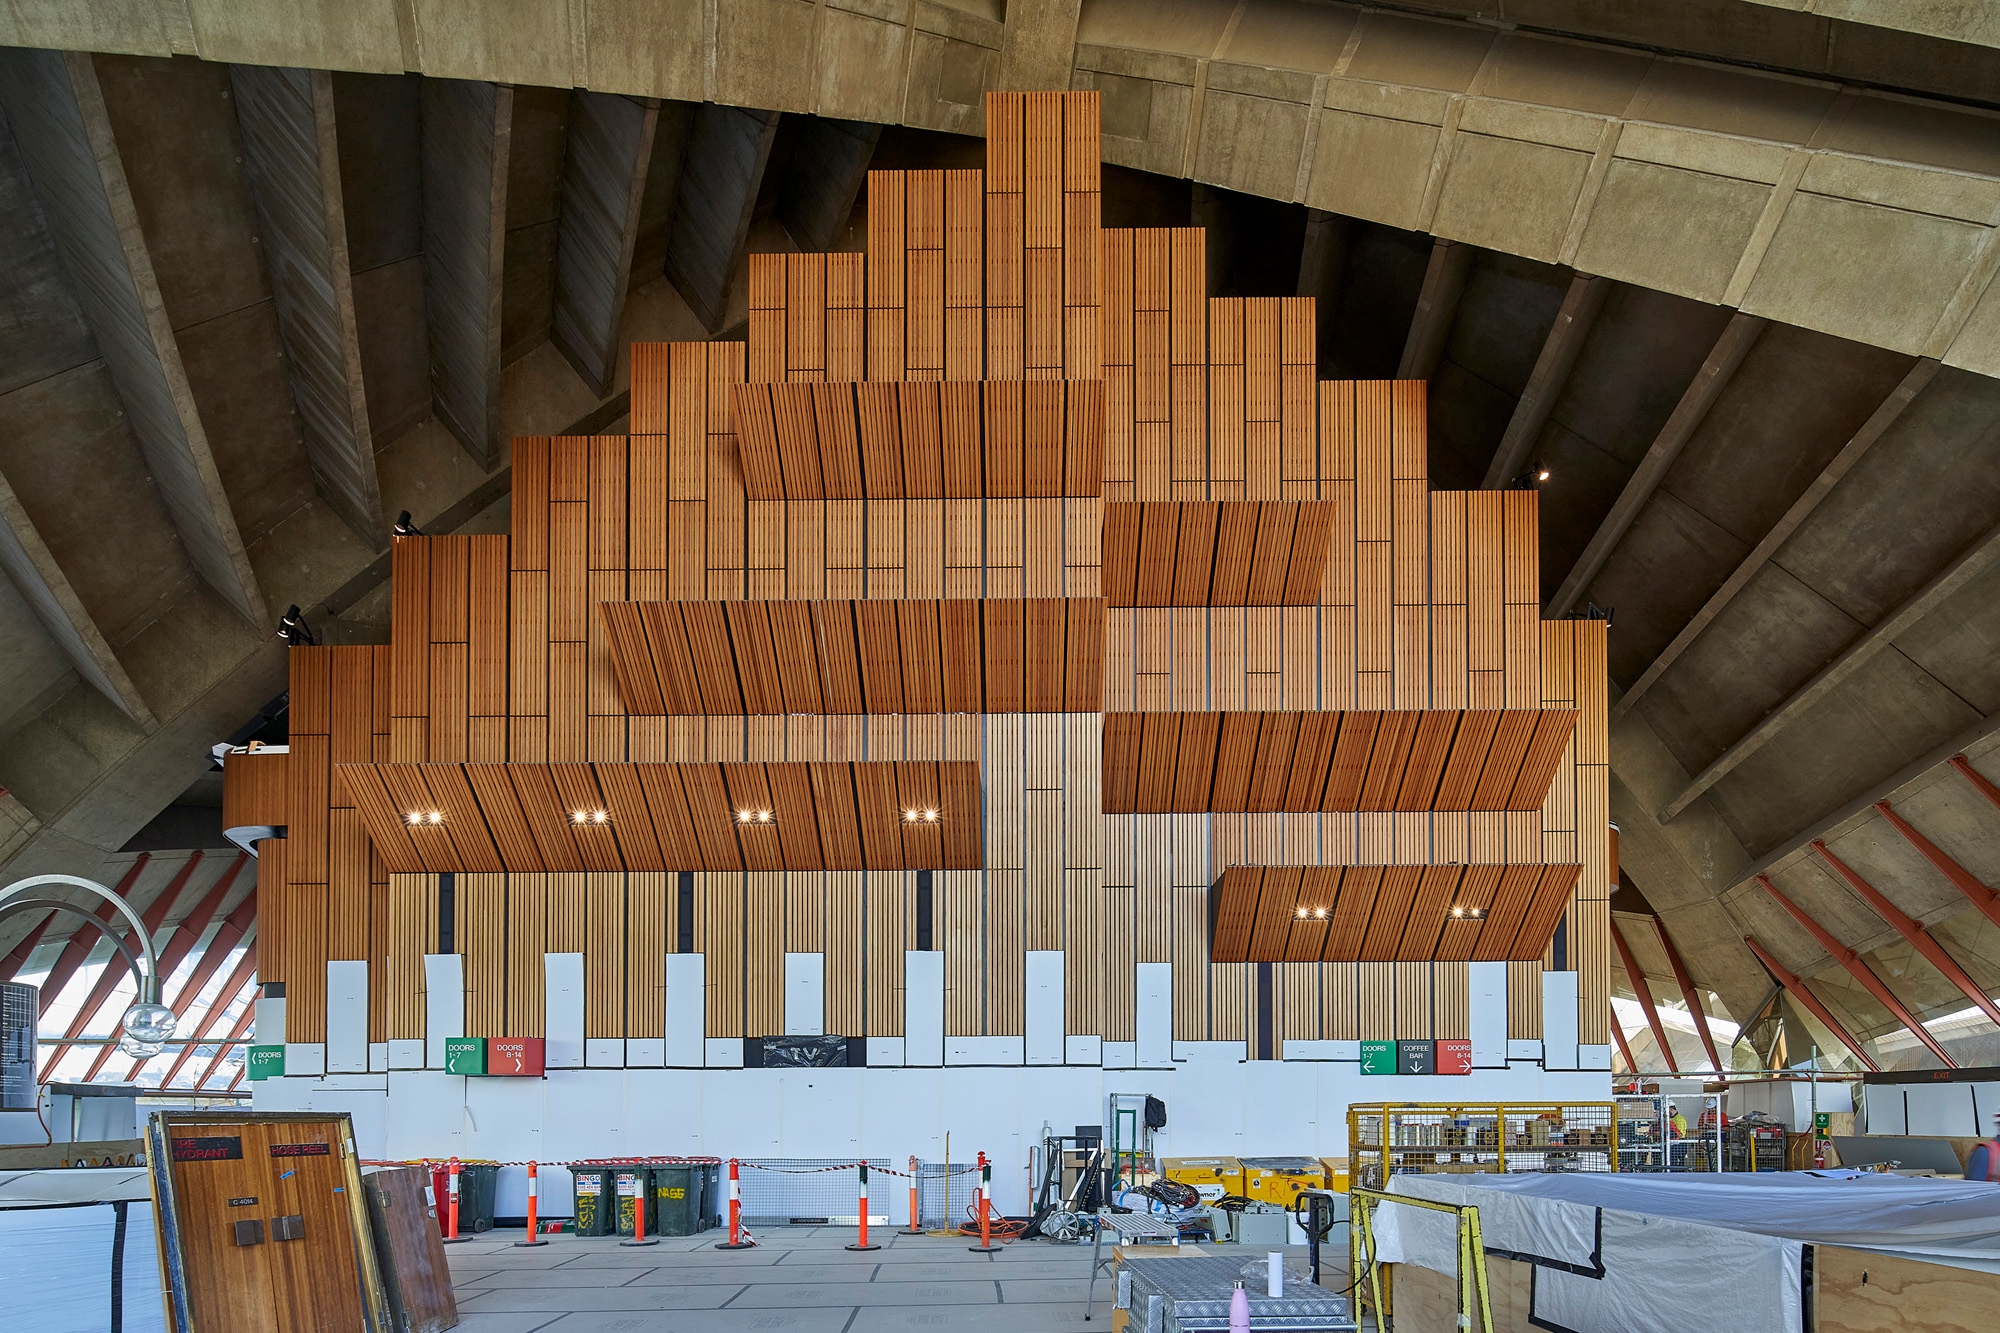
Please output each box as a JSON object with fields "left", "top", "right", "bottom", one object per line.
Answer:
{"left": 444, "top": 1224, "right": 1119, "bottom": 1332}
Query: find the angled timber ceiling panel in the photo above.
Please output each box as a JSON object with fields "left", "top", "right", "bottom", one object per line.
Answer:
{"left": 730, "top": 379, "right": 1104, "bottom": 498}
{"left": 1103, "top": 708, "right": 1576, "bottom": 813}
{"left": 601, "top": 597, "right": 1104, "bottom": 714}
{"left": 338, "top": 760, "right": 983, "bottom": 872}
{"left": 1212, "top": 863, "right": 1582, "bottom": 963}
{"left": 1104, "top": 501, "right": 1336, "bottom": 605}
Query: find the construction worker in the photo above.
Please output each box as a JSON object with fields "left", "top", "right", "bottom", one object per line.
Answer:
{"left": 1968, "top": 1114, "right": 2000, "bottom": 1181}
{"left": 1667, "top": 1104, "right": 1689, "bottom": 1138}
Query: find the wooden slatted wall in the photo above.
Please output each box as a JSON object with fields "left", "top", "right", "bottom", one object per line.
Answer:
{"left": 384, "top": 871, "right": 435, "bottom": 1041}
{"left": 266, "top": 89, "right": 1611, "bottom": 1061}
{"left": 272, "top": 645, "right": 395, "bottom": 1044}
{"left": 748, "top": 252, "right": 866, "bottom": 383}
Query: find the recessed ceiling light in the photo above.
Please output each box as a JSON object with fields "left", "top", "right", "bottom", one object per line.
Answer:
{"left": 1295, "top": 907, "right": 1308, "bottom": 919}
{"left": 1313, "top": 906, "right": 1326, "bottom": 919}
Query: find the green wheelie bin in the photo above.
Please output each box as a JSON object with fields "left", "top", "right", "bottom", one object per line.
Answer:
{"left": 569, "top": 1162, "right": 615, "bottom": 1236}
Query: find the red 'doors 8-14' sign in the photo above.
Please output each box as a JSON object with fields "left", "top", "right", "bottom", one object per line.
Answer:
{"left": 486, "top": 1037, "right": 546, "bottom": 1076}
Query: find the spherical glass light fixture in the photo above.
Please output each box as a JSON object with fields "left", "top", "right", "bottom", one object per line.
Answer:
{"left": 122, "top": 1000, "right": 177, "bottom": 1045}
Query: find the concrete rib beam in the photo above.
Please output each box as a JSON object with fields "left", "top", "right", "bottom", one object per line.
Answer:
{"left": 1394, "top": 238, "right": 1473, "bottom": 382}
{"left": 0, "top": 466, "right": 156, "bottom": 728}
{"left": 1614, "top": 357, "right": 1940, "bottom": 720}
{"left": 1546, "top": 312, "right": 1766, "bottom": 619}
{"left": 421, "top": 78, "right": 512, "bottom": 468}
{"left": 553, "top": 90, "right": 661, "bottom": 398}
{"left": 666, "top": 104, "right": 781, "bottom": 335}
{"left": 1659, "top": 523, "right": 2000, "bottom": 822}
{"left": 229, "top": 64, "right": 388, "bottom": 549}
{"left": 1481, "top": 273, "right": 1609, "bottom": 490}
{"left": 0, "top": 48, "right": 267, "bottom": 630}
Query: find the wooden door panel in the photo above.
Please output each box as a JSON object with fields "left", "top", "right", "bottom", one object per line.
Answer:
{"left": 163, "top": 1117, "right": 371, "bottom": 1333}
{"left": 260, "top": 1120, "right": 367, "bottom": 1333}
{"left": 166, "top": 1123, "right": 281, "bottom": 1332}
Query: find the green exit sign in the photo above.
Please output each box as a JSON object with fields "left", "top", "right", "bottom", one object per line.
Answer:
{"left": 246, "top": 1045, "right": 285, "bottom": 1081}
{"left": 444, "top": 1037, "right": 487, "bottom": 1076}
{"left": 1360, "top": 1040, "right": 1396, "bottom": 1075}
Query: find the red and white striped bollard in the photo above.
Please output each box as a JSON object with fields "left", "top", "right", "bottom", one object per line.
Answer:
{"left": 968, "top": 1151, "right": 1001, "bottom": 1252}
{"left": 621, "top": 1164, "right": 659, "bottom": 1247}
{"left": 442, "top": 1156, "right": 470, "bottom": 1243}
{"left": 846, "top": 1161, "right": 881, "bottom": 1251}
{"left": 902, "top": 1155, "right": 923, "bottom": 1235}
{"left": 515, "top": 1160, "right": 547, "bottom": 1246}
{"left": 715, "top": 1157, "right": 756, "bottom": 1249}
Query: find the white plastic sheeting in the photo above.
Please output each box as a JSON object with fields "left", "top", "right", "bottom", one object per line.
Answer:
{"left": 1374, "top": 1176, "right": 1802, "bottom": 1333}
{"left": 1376, "top": 1171, "right": 2000, "bottom": 1333}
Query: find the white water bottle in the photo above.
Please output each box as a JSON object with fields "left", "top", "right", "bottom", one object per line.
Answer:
{"left": 1267, "top": 1250, "right": 1284, "bottom": 1297}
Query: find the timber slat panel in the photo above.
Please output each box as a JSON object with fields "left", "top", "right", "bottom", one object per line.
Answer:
{"left": 1212, "top": 863, "right": 1581, "bottom": 963}
{"left": 729, "top": 381, "right": 1104, "bottom": 498}
{"left": 340, "top": 761, "right": 984, "bottom": 872}
{"left": 602, "top": 598, "right": 1104, "bottom": 714}
{"left": 1102, "top": 710, "right": 1575, "bottom": 812}
{"left": 1103, "top": 502, "right": 1336, "bottom": 605}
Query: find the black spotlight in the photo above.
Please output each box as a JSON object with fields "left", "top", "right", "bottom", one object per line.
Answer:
{"left": 393, "top": 510, "right": 424, "bottom": 537}
{"left": 278, "top": 605, "right": 318, "bottom": 646}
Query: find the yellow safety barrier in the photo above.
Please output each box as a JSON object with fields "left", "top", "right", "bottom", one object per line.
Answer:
{"left": 1350, "top": 1185, "right": 1494, "bottom": 1333}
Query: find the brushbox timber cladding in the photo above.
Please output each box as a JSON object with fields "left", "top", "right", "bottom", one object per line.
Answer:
{"left": 246, "top": 91, "right": 1608, "bottom": 1053}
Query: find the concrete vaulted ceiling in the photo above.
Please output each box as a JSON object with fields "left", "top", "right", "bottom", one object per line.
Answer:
{"left": 5, "top": 0, "right": 2000, "bottom": 1075}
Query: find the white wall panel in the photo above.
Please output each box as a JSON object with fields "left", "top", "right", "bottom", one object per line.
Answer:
{"left": 544, "top": 952, "right": 585, "bottom": 1069}
{"left": 1025, "top": 950, "right": 1064, "bottom": 1065}
{"left": 255, "top": 993, "right": 286, "bottom": 1044}
{"left": 1541, "top": 971, "right": 1580, "bottom": 1071}
{"left": 1469, "top": 961, "right": 1508, "bottom": 1067}
{"left": 945, "top": 1036, "right": 1025, "bottom": 1065}
{"left": 1136, "top": 963, "right": 1172, "bottom": 1068}
{"left": 785, "top": 952, "right": 826, "bottom": 1036}
{"left": 325, "top": 960, "right": 368, "bottom": 1073}
{"left": 422, "top": 953, "right": 462, "bottom": 1068}
{"left": 665, "top": 953, "right": 705, "bottom": 1067}
{"left": 1905, "top": 1082, "right": 1977, "bottom": 1137}
{"left": 283, "top": 1043, "right": 325, "bottom": 1076}
{"left": 1865, "top": 1088, "right": 1905, "bottom": 1135}
{"left": 904, "top": 950, "right": 943, "bottom": 1067}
